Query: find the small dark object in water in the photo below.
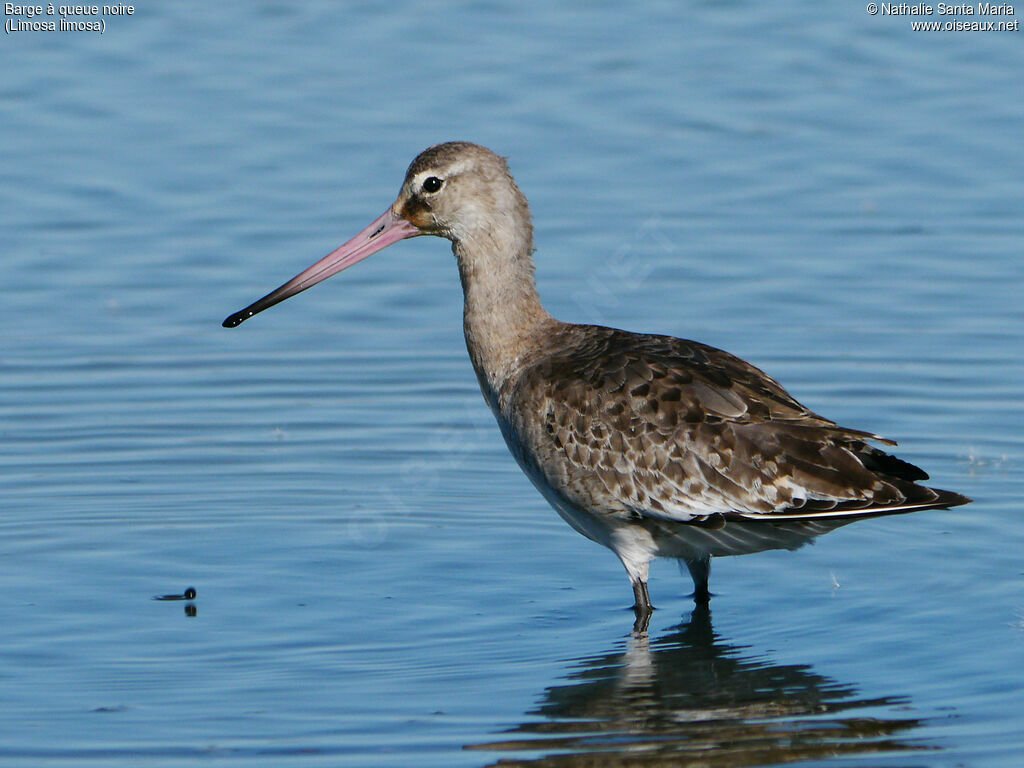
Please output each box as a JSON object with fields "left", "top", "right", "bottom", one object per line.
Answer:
{"left": 154, "top": 586, "right": 197, "bottom": 601}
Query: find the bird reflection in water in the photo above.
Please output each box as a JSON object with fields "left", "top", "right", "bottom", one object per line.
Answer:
{"left": 468, "top": 604, "right": 930, "bottom": 767}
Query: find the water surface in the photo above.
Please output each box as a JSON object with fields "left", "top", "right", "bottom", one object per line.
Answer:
{"left": 2, "top": 2, "right": 1023, "bottom": 765}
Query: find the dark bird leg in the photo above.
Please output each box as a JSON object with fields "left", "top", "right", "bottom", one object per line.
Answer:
{"left": 631, "top": 579, "right": 654, "bottom": 632}
{"left": 684, "top": 555, "right": 712, "bottom": 604}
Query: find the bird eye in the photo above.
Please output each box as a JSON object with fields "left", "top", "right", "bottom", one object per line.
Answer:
{"left": 422, "top": 176, "right": 443, "bottom": 194}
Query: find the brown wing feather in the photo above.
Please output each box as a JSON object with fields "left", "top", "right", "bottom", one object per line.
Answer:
{"left": 505, "top": 324, "right": 967, "bottom": 522}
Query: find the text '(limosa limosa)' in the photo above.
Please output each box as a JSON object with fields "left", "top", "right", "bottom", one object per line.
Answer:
{"left": 224, "top": 142, "right": 970, "bottom": 627}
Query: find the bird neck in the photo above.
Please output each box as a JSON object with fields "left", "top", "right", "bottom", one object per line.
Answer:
{"left": 454, "top": 224, "right": 552, "bottom": 402}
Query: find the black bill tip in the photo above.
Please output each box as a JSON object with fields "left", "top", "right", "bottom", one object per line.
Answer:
{"left": 223, "top": 310, "right": 252, "bottom": 328}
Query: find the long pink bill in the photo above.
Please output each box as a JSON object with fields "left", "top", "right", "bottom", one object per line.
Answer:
{"left": 223, "top": 207, "right": 419, "bottom": 328}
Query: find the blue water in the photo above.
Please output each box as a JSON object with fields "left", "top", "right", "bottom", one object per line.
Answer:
{"left": 3, "top": 2, "right": 1023, "bottom": 765}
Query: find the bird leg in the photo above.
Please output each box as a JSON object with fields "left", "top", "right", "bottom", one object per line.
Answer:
{"left": 631, "top": 579, "right": 654, "bottom": 631}
{"left": 684, "top": 555, "right": 712, "bottom": 604}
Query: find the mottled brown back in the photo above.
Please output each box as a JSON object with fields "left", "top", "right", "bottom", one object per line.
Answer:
{"left": 505, "top": 324, "right": 968, "bottom": 522}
